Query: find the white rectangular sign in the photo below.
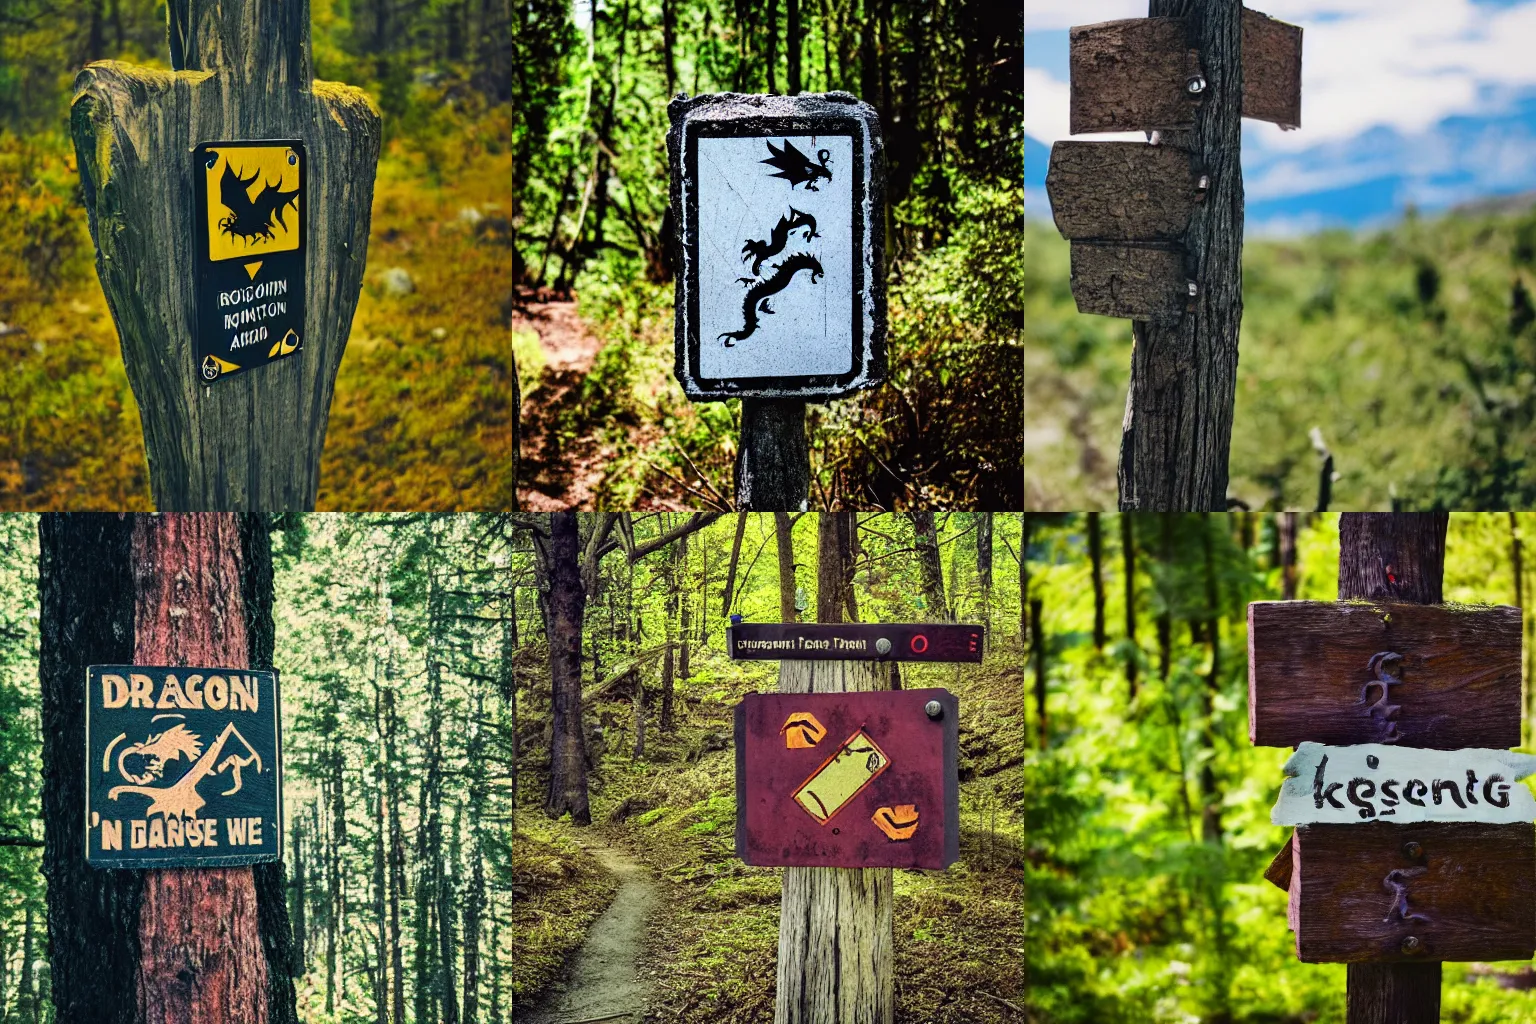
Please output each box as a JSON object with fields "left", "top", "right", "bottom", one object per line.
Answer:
{"left": 1272, "top": 741, "right": 1536, "bottom": 826}
{"left": 669, "top": 93, "right": 886, "bottom": 400}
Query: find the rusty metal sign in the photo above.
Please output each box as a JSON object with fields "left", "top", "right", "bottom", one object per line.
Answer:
{"left": 727, "top": 622, "right": 983, "bottom": 662}
{"left": 1243, "top": 7, "right": 1303, "bottom": 130}
{"left": 734, "top": 689, "right": 959, "bottom": 869}
{"left": 84, "top": 665, "right": 283, "bottom": 868}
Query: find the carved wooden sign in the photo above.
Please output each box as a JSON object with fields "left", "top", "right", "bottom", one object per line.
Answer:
{"left": 734, "top": 689, "right": 959, "bottom": 869}
{"left": 84, "top": 665, "right": 283, "bottom": 868}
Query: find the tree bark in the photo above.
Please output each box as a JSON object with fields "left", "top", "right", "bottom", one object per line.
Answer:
{"left": 1157, "top": 514, "right": 1174, "bottom": 681}
{"left": 817, "top": 513, "right": 855, "bottom": 622}
{"left": 1031, "top": 598, "right": 1046, "bottom": 749}
{"left": 384, "top": 687, "right": 407, "bottom": 1024}
{"left": 1118, "top": 0, "right": 1245, "bottom": 511}
{"left": 1088, "top": 512, "right": 1105, "bottom": 649}
{"left": 1197, "top": 514, "right": 1222, "bottom": 843}
{"left": 977, "top": 513, "right": 993, "bottom": 628}
{"left": 1280, "top": 511, "right": 1298, "bottom": 600}
{"left": 542, "top": 512, "right": 591, "bottom": 824}
{"left": 724, "top": 512, "right": 749, "bottom": 616}
{"left": 776, "top": 513, "right": 798, "bottom": 623}
{"left": 679, "top": 532, "right": 692, "bottom": 681}
{"left": 1020, "top": 513, "right": 1031, "bottom": 645}
{"left": 1339, "top": 513, "right": 1448, "bottom": 1024}
{"left": 1122, "top": 513, "right": 1139, "bottom": 699}
{"left": 737, "top": 400, "right": 809, "bottom": 511}
{"left": 909, "top": 512, "right": 949, "bottom": 619}
{"left": 787, "top": 0, "right": 802, "bottom": 93}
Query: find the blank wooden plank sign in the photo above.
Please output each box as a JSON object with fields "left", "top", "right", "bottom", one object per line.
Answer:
{"left": 1068, "top": 243, "right": 1189, "bottom": 323}
{"left": 1045, "top": 142, "right": 1203, "bottom": 242}
{"left": 1069, "top": 18, "right": 1202, "bottom": 135}
{"left": 1243, "top": 7, "right": 1303, "bottom": 130}
{"left": 1248, "top": 601, "right": 1522, "bottom": 750}
{"left": 1290, "top": 822, "right": 1536, "bottom": 963}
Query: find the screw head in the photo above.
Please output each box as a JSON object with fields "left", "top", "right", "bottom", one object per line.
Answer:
{"left": 875, "top": 637, "right": 892, "bottom": 655}
{"left": 924, "top": 700, "right": 943, "bottom": 719}
{"left": 1404, "top": 841, "right": 1423, "bottom": 860}
{"left": 1197, "top": 174, "right": 1210, "bottom": 191}
{"left": 1187, "top": 76, "right": 1207, "bottom": 95}
{"left": 1401, "top": 935, "right": 1421, "bottom": 954}
{"left": 1187, "top": 281, "right": 1199, "bottom": 297}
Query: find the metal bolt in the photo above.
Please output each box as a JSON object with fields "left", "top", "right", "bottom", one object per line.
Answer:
{"left": 1403, "top": 841, "right": 1423, "bottom": 860}
{"left": 1187, "top": 281, "right": 1199, "bottom": 298}
{"left": 924, "top": 700, "right": 943, "bottom": 720}
{"left": 1197, "top": 174, "right": 1210, "bottom": 191}
{"left": 875, "top": 637, "right": 892, "bottom": 655}
{"left": 1148, "top": 131, "right": 1163, "bottom": 147}
{"left": 1187, "top": 76, "right": 1206, "bottom": 95}
{"left": 1401, "top": 935, "right": 1422, "bottom": 954}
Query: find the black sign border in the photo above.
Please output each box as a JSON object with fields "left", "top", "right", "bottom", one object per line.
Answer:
{"left": 191, "top": 139, "right": 308, "bottom": 386}
{"left": 83, "top": 665, "right": 284, "bottom": 869}
{"left": 678, "top": 112, "right": 886, "bottom": 400}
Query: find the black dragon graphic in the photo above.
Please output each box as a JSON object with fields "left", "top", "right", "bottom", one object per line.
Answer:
{"left": 718, "top": 252, "right": 824, "bottom": 346}
{"left": 761, "top": 139, "right": 833, "bottom": 191}
{"left": 742, "top": 208, "right": 819, "bottom": 276}
{"left": 217, "top": 162, "right": 299, "bottom": 244}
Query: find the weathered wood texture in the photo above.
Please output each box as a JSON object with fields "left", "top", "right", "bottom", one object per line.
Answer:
{"left": 71, "top": 0, "right": 382, "bottom": 512}
{"left": 737, "top": 399, "right": 809, "bottom": 511}
{"left": 1118, "top": 0, "right": 1244, "bottom": 511}
{"left": 1069, "top": 242, "right": 1188, "bottom": 322}
{"left": 1046, "top": 141, "right": 1202, "bottom": 241}
{"left": 1346, "top": 964, "right": 1443, "bottom": 1024}
{"left": 1247, "top": 601, "right": 1522, "bottom": 749}
{"left": 775, "top": 658, "right": 894, "bottom": 1024}
{"left": 1293, "top": 822, "right": 1535, "bottom": 963}
{"left": 1241, "top": 7, "right": 1302, "bottom": 129}
{"left": 1069, "top": 17, "right": 1201, "bottom": 134}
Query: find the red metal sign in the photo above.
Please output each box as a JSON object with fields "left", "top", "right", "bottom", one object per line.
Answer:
{"left": 734, "top": 689, "right": 959, "bottom": 869}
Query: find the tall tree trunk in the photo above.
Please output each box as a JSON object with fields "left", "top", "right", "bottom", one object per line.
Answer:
{"left": 19, "top": 905, "right": 36, "bottom": 1024}
{"left": 1158, "top": 514, "right": 1174, "bottom": 682}
{"left": 462, "top": 854, "right": 484, "bottom": 1024}
{"left": 503, "top": 600, "right": 517, "bottom": 833}
{"left": 776, "top": 513, "right": 798, "bottom": 622}
{"left": 1031, "top": 598, "right": 1046, "bottom": 749}
{"left": 786, "top": 0, "right": 801, "bottom": 93}
{"left": 661, "top": 527, "right": 677, "bottom": 733}
{"left": 845, "top": 514, "right": 861, "bottom": 623}
{"left": 384, "top": 687, "right": 407, "bottom": 1024}
{"left": 817, "top": 513, "right": 855, "bottom": 622}
{"left": 662, "top": 0, "right": 677, "bottom": 95}
{"left": 1197, "top": 515, "right": 1223, "bottom": 844}
{"left": 290, "top": 821, "right": 306, "bottom": 972}
{"left": 542, "top": 513, "right": 591, "bottom": 824}
{"left": 1020, "top": 513, "right": 1031, "bottom": 644}
{"left": 1122, "top": 514, "right": 1139, "bottom": 700}
{"left": 1339, "top": 513, "right": 1448, "bottom": 1024}
{"left": 977, "top": 513, "right": 993, "bottom": 628}
{"left": 39, "top": 513, "right": 298, "bottom": 1024}
{"left": 372, "top": 688, "right": 388, "bottom": 1024}
{"left": 724, "top": 513, "right": 748, "bottom": 616}
{"left": 1280, "top": 511, "right": 1298, "bottom": 601}
{"left": 1088, "top": 512, "right": 1105, "bottom": 649}
{"left": 909, "top": 512, "right": 949, "bottom": 619}
{"left": 678, "top": 532, "right": 692, "bottom": 681}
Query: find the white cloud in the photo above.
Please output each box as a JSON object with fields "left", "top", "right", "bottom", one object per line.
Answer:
{"left": 1024, "top": 0, "right": 1141, "bottom": 32}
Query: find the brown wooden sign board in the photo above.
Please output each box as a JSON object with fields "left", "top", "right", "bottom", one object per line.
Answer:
{"left": 1069, "top": 17, "right": 1201, "bottom": 135}
{"left": 1286, "top": 822, "right": 1535, "bottom": 963}
{"left": 1247, "top": 601, "right": 1522, "bottom": 750}
{"left": 1045, "top": 142, "right": 1201, "bottom": 242}
{"left": 727, "top": 623, "right": 983, "bottom": 662}
{"left": 1069, "top": 242, "right": 1188, "bottom": 322}
{"left": 1242, "top": 7, "right": 1303, "bottom": 129}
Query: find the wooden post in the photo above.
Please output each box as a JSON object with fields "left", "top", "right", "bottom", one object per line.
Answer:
{"left": 738, "top": 399, "right": 810, "bottom": 511}
{"left": 70, "top": 0, "right": 382, "bottom": 512}
{"left": 1338, "top": 513, "right": 1448, "bottom": 1024}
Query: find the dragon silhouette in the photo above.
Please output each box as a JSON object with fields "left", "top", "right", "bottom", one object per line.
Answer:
{"left": 742, "top": 208, "right": 819, "bottom": 276}
{"left": 718, "top": 252, "right": 824, "bottom": 346}
{"left": 217, "top": 161, "right": 299, "bottom": 245}
{"left": 108, "top": 721, "right": 263, "bottom": 820}
{"left": 761, "top": 139, "right": 833, "bottom": 191}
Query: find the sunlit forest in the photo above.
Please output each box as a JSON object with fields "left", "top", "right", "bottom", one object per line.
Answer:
{"left": 1026, "top": 511, "right": 1536, "bottom": 1022}
{"left": 513, "top": 0, "right": 1023, "bottom": 509}
{"left": 0, "top": 2, "right": 514, "bottom": 509}
{"left": 1024, "top": 202, "right": 1536, "bottom": 511}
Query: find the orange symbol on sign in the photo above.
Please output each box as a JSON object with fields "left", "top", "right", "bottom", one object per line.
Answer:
{"left": 873, "top": 805, "right": 920, "bottom": 841}
{"left": 781, "top": 712, "right": 827, "bottom": 748}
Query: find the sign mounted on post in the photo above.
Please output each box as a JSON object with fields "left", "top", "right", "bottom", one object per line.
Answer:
{"left": 84, "top": 665, "right": 283, "bottom": 868}
{"left": 734, "top": 689, "right": 959, "bottom": 869}
{"left": 192, "top": 141, "right": 307, "bottom": 383}
{"left": 727, "top": 622, "right": 984, "bottom": 662}
{"left": 668, "top": 92, "right": 885, "bottom": 400}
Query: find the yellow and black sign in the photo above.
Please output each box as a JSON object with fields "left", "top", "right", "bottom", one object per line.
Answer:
{"left": 192, "top": 140, "right": 306, "bottom": 383}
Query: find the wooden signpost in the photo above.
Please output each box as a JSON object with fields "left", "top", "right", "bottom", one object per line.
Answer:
{"left": 71, "top": 0, "right": 382, "bottom": 512}
{"left": 1045, "top": 1, "right": 1302, "bottom": 510}
{"left": 1249, "top": 513, "right": 1533, "bottom": 1022}
{"left": 668, "top": 92, "right": 887, "bottom": 511}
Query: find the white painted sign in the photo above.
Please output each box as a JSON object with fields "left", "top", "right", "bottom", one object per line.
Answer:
{"left": 1272, "top": 741, "right": 1536, "bottom": 826}
{"left": 669, "top": 93, "right": 886, "bottom": 400}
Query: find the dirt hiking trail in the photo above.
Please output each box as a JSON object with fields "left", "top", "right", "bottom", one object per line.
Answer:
{"left": 522, "top": 843, "right": 658, "bottom": 1024}
{"left": 515, "top": 299, "right": 607, "bottom": 510}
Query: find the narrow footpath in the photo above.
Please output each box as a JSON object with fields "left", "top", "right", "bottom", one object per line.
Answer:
{"left": 521, "top": 843, "right": 659, "bottom": 1024}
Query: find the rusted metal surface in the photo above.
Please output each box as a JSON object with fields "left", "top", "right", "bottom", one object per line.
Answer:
{"left": 1247, "top": 601, "right": 1522, "bottom": 750}
{"left": 727, "top": 623, "right": 983, "bottom": 662}
{"left": 734, "top": 689, "right": 959, "bottom": 869}
{"left": 1047, "top": 141, "right": 1202, "bottom": 242}
{"left": 1069, "top": 17, "right": 1202, "bottom": 134}
{"left": 1242, "top": 7, "right": 1303, "bottom": 129}
{"left": 1292, "top": 822, "right": 1536, "bottom": 963}
{"left": 1069, "top": 242, "right": 1188, "bottom": 322}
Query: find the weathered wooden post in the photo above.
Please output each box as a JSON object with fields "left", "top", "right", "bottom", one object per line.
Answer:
{"left": 1249, "top": 513, "right": 1534, "bottom": 1023}
{"left": 730, "top": 619, "right": 978, "bottom": 1023}
{"left": 668, "top": 93, "right": 887, "bottom": 511}
{"left": 71, "top": 2, "right": 382, "bottom": 512}
{"left": 1045, "top": 3, "right": 1302, "bottom": 510}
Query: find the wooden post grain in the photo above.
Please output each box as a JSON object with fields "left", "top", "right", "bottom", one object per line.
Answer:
{"left": 71, "top": 0, "right": 382, "bottom": 512}
{"left": 1119, "top": 0, "right": 1245, "bottom": 511}
{"left": 737, "top": 399, "right": 810, "bottom": 511}
{"left": 1339, "top": 513, "right": 1449, "bottom": 1024}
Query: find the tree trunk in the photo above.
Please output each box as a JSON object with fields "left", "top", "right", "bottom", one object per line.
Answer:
{"left": 1088, "top": 512, "right": 1105, "bottom": 649}
{"left": 372, "top": 685, "right": 388, "bottom": 1024}
{"left": 725, "top": 512, "right": 748, "bottom": 616}
{"left": 543, "top": 513, "right": 591, "bottom": 824}
{"left": 39, "top": 513, "right": 298, "bottom": 1024}
{"left": 817, "top": 513, "right": 855, "bottom": 623}
{"left": 1118, "top": 0, "right": 1244, "bottom": 511}
{"left": 786, "top": 0, "right": 801, "bottom": 93}
{"left": 1031, "top": 598, "right": 1047, "bottom": 749}
{"left": 1339, "top": 513, "right": 1448, "bottom": 1024}
{"left": 1122, "top": 513, "right": 1139, "bottom": 699}
{"left": 384, "top": 685, "right": 407, "bottom": 1024}
{"left": 1158, "top": 514, "right": 1174, "bottom": 681}
{"left": 290, "top": 822, "right": 306, "bottom": 971}
{"left": 662, "top": 0, "right": 677, "bottom": 95}
{"left": 1197, "top": 515, "right": 1223, "bottom": 844}
{"left": 737, "top": 400, "right": 809, "bottom": 511}
{"left": 661, "top": 529, "right": 677, "bottom": 733}
{"left": 679, "top": 532, "right": 692, "bottom": 681}
{"left": 1280, "top": 512, "right": 1298, "bottom": 600}
{"left": 776, "top": 513, "right": 798, "bottom": 622}
{"left": 909, "top": 512, "right": 949, "bottom": 619}
{"left": 462, "top": 854, "right": 483, "bottom": 1024}
{"left": 1021, "top": 513, "right": 1031, "bottom": 644}
{"left": 977, "top": 513, "right": 993, "bottom": 628}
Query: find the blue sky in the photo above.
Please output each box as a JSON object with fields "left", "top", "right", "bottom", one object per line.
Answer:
{"left": 1025, "top": 0, "right": 1536, "bottom": 234}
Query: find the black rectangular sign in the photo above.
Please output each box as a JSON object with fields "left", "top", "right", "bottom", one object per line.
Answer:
{"left": 727, "top": 623, "right": 984, "bottom": 662}
{"left": 85, "top": 665, "right": 282, "bottom": 868}
{"left": 192, "top": 140, "right": 307, "bottom": 383}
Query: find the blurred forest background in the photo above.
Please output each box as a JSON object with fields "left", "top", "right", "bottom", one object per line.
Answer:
{"left": 1025, "top": 201, "right": 1536, "bottom": 511}
{"left": 0, "top": 1, "right": 514, "bottom": 509}
{"left": 513, "top": 0, "right": 1023, "bottom": 510}
{"left": 1025, "top": 511, "right": 1536, "bottom": 1022}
